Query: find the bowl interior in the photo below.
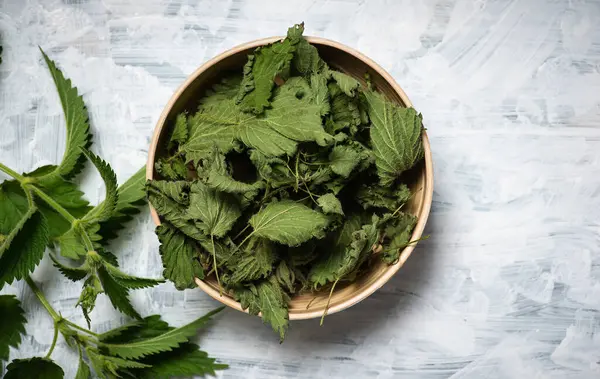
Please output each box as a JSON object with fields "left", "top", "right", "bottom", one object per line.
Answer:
{"left": 148, "top": 37, "right": 433, "bottom": 320}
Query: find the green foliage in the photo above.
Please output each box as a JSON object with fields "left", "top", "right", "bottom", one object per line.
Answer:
{"left": 236, "top": 24, "right": 303, "bottom": 114}
{"left": 364, "top": 89, "right": 424, "bottom": 186}
{"left": 256, "top": 278, "right": 289, "bottom": 342}
{"left": 316, "top": 193, "right": 344, "bottom": 215}
{"left": 38, "top": 48, "right": 91, "bottom": 181}
{"left": 156, "top": 223, "right": 204, "bottom": 290}
{"left": 229, "top": 238, "right": 277, "bottom": 283}
{"left": 330, "top": 71, "right": 360, "bottom": 96}
{"left": 75, "top": 352, "right": 91, "bottom": 379}
{"left": 80, "top": 149, "right": 118, "bottom": 224}
{"left": 0, "top": 295, "right": 27, "bottom": 362}
{"left": 131, "top": 342, "right": 229, "bottom": 378}
{"left": 4, "top": 357, "right": 64, "bottom": 379}
{"left": 0, "top": 208, "right": 49, "bottom": 289}
{"left": 148, "top": 23, "right": 426, "bottom": 340}
{"left": 186, "top": 181, "right": 241, "bottom": 238}
{"left": 49, "top": 253, "right": 88, "bottom": 281}
{"left": 0, "top": 48, "right": 226, "bottom": 378}
{"left": 249, "top": 201, "right": 330, "bottom": 246}
{"left": 97, "top": 166, "right": 147, "bottom": 242}
{"left": 356, "top": 182, "right": 411, "bottom": 211}
{"left": 98, "top": 314, "right": 227, "bottom": 378}
{"left": 101, "top": 307, "right": 224, "bottom": 359}
{"left": 380, "top": 212, "right": 418, "bottom": 263}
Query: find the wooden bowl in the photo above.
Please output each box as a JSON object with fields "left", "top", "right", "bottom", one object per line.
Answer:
{"left": 147, "top": 36, "right": 433, "bottom": 321}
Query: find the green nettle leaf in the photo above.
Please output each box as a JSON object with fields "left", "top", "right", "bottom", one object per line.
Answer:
{"left": 0, "top": 181, "right": 29, "bottom": 236}
{"left": 235, "top": 113, "right": 298, "bottom": 157}
{"left": 199, "top": 237, "right": 236, "bottom": 268}
{"left": 101, "top": 307, "right": 224, "bottom": 359}
{"left": 169, "top": 113, "right": 189, "bottom": 149}
{"left": 229, "top": 238, "right": 277, "bottom": 283}
{"left": 156, "top": 223, "right": 204, "bottom": 290}
{"left": 4, "top": 357, "right": 65, "bottom": 379}
{"left": 330, "top": 71, "right": 360, "bottom": 97}
{"left": 199, "top": 76, "right": 243, "bottom": 109}
{"left": 249, "top": 150, "right": 296, "bottom": 188}
{"left": 186, "top": 182, "right": 241, "bottom": 238}
{"left": 147, "top": 182, "right": 206, "bottom": 243}
{"left": 356, "top": 182, "right": 411, "bottom": 211}
{"left": 75, "top": 349, "right": 91, "bottom": 379}
{"left": 316, "top": 193, "right": 344, "bottom": 215}
{"left": 0, "top": 208, "right": 49, "bottom": 289}
{"left": 98, "top": 315, "right": 170, "bottom": 344}
{"left": 179, "top": 101, "right": 238, "bottom": 159}
{"left": 256, "top": 278, "right": 289, "bottom": 342}
{"left": 81, "top": 149, "right": 119, "bottom": 223}
{"left": 97, "top": 265, "right": 141, "bottom": 320}
{"left": 365, "top": 90, "right": 424, "bottom": 186}
{"left": 308, "top": 215, "right": 364, "bottom": 287}
{"left": 243, "top": 81, "right": 333, "bottom": 151}
{"left": 275, "top": 261, "right": 296, "bottom": 293}
{"left": 234, "top": 284, "right": 261, "bottom": 315}
{"left": 146, "top": 181, "right": 198, "bottom": 239}
{"left": 329, "top": 145, "right": 361, "bottom": 178}
{"left": 148, "top": 180, "right": 189, "bottom": 206}
{"left": 292, "top": 23, "right": 328, "bottom": 77}
{"left": 57, "top": 226, "right": 87, "bottom": 259}
{"left": 39, "top": 48, "right": 91, "bottom": 181}
{"left": 0, "top": 202, "right": 35, "bottom": 256}
{"left": 309, "top": 73, "right": 330, "bottom": 116}
{"left": 155, "top": 156, "right": 187, "bottom": 181}
{"left": 131, "top": 342, "right": 228, "bottom": 379}
{"left": 0, "top": 295, "right": 27, "bottom": 362}
{"left": 87, "top": 348, "right": 151, "bottom": 378}
{"left": 50, "top": 253, "right": 88, "bottom": 281}
{"left": 197, "top": 148, "right": 264, "bottom": 195}
{"left": 97, "top": 166, "right": 147, "bottom": 242}
{"left": 236, "top": 26, "right": 302, "bottom": 114}
{"left": 103, "top": 262, "right": 164, "bottom": 289}
{"left": 381, "top": 212, "right": 418, "bottom": 264}
{"left": 327, "top": 83, "right": 362, "bottom": 133}
{"left": 100, "top": 315, "right": 227, "bottom": 378}
{"left": 234, "top": 279, "right": 289, "bottom": 341}
{"left": 249, "top": 201, "right": 329, "bottom": 246}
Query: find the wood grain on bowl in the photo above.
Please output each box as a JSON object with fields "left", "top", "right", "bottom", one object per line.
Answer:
{"left": 147, "top": 36, "right": 433, "bottom": 321}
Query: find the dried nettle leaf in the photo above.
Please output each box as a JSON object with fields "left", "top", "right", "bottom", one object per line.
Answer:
{"left": 148, "top": 22, "right": 426, "bottom": 341}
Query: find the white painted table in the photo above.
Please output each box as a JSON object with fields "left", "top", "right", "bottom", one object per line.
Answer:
{"left": 1, "top": 0, "right": 599, "bottom": 378}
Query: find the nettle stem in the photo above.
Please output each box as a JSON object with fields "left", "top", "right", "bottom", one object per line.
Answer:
{"left": 25, "top": 276, "right": 61, "bottom": 322}
{"left": 64, "top": 319, "right": 99, "bottom": 337}
{"left": 45, "top": 322, "right": 59, "bottom": 358}
{"left": 27, "top": 185, "right": 76, "bottom": 223}
{"left": 0, "top": 162, "right": 25, "bottom": 182}
{"left": 78, "top": 224, "right": 95, "bottom": 251}
{"left": 26, "top": 276, "right": 100, "bottom": 353}
{"left": 210, "top": 234, "right": 222, "bottom": 296}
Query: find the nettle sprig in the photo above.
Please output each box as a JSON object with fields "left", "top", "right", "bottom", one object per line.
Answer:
{"left": 0, "top": 49, "right": 227, "bottom": 377}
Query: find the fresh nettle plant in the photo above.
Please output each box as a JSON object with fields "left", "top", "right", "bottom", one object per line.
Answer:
{"left": 148, "top": 23, "right": 426, "bottom": 341}
{"left": 0, "top": 49, "right": 227, "bottom": 378}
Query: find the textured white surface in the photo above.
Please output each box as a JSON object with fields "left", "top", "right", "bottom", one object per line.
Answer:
{"left": 1, "top": 0, "right": 600, "bottom": 378}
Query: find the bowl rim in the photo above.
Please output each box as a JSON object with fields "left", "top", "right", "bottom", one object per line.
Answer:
{"left": 147, "top": 36, "right": 434, "bottom": 321}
